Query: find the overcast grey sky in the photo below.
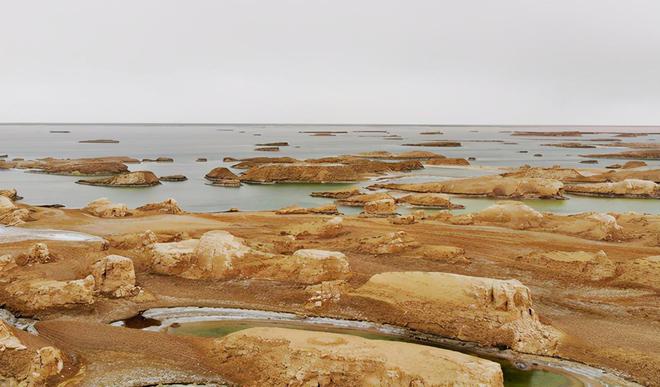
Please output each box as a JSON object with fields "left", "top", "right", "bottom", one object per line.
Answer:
{"left": 1, "top": 0, "right": 659, "bottom": 124}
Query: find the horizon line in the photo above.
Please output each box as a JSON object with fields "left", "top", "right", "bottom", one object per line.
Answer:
{"left": 0, "top": 122, "right": 659, "bottom": 127}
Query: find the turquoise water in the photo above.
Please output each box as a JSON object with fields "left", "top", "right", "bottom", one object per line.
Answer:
{"left": 1, "top": 124, "right": 658, "bottom": 214}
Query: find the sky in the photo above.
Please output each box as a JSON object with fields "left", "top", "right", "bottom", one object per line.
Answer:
{"left": 1, "top": 0, "right": 659, "bottom": 125}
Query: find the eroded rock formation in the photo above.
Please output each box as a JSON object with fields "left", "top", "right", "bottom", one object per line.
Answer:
{"left": 5, "top": 276, "right": 95, "bottom": 311}
{"left": 565, "top": 179, "right": 659, "bottom": 198}
{"left": 518, "top": 250, "right": 615, "bottom": 280}
{"left": 90, "top": 255, "right": 139, "bottom": 298}
{"left": 354, "top": 272, "right": 560, "bottom": 355}
{"left": 136, "top": 198, "right": 185, "bottom": 214}
{"left": 77, "top": 171, "right": 161, "bottom": 187}
{"left": 83, "top": 198, "right": 129, "bottom": 218}
{"left": 212, "top": 327, "right": 504, "bottom": 386}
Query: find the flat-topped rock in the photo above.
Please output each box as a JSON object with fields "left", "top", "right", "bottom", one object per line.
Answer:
{"left": 518, "top": 250, "right": 615, "bottom": 280}
{"left": 371, "top": 175, "right": 564, "bottom": 199}
{"left": 214, "top": 327, "right": 503, "bottom": 386}
{"left": 622, "top": 160, "right": 647, "bottom": 169}
{"left": 501, "top": 166, "right": 586, "bottom": 182}
{"left": 425, "top": 157, "right": 471, "bottom": 166}
{"left": 397, "top": 193, "right": 464, "bottom": 209}
{"left": 142, "top": 157, "right": 174, "bottom": 162}
{"left": 310, "top": 188, "right": 361, "bottom": 199}
{"left": 580, "top": 149, "right": 660, "bottom": 160}
{"left": 565, "top": 179, "right": 659, "bottom": 198}
{"left": 241, "top": 163, "right": 361, "bottom": 183}
{"left": 354, "top": 271, "right": 560, "bottom": 355}
{"left": 275, "top": 204, "right": 339, "bottom": 215}
{"left": 77, "top": 171, "right": 161, "bottom": 187}
{"left": 136, "top": 198, "right": 184, "bottom": 214}
{"left": 615, "top": 255, "right": 660, "bottom": 289}
{"left": 363, "top": 198, "right": 397, "bottom": 215}
{"left": 159, "top": 174, "right": 187, "bottom": 182}
{"left": 83, "top": 198, "right": 129, "bottom": 217}
{"left": 402, "top": 141, "right": 462, "bottom": 147}
{"left": 337, "top": 192, "right": 393, "bottom": 206}
{"left": 565, "top": 169, "right": 660, "bottom": 183}
{"left": 355, "top": 150, "right": 446, "bottom": 160}
{"left": 5, "top": 275, "right": 95, "bottom": 312}
{"left": 254, "top": 249, "right": 350, "bottom": 284}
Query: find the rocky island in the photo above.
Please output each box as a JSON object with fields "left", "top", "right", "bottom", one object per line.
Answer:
{"left": 76, "top": 171, "right": 161, "bottom": 187}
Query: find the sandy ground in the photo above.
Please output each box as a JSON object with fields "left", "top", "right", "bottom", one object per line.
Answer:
{"left": 2, "top": 206, "right": 659, "bottom": 386}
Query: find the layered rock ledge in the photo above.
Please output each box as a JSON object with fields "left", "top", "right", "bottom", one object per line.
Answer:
{"left": 353, "top": 272, "right": 560, "bottom": 355}
{"left": 77, "top": 171, "right": 161, "bottom": 187}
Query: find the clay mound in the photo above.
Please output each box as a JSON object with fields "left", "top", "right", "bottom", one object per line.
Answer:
{"left": 0, "top": 321, "right": 66, "bottom": 385}
{"left": 16, "top": 243, "right": 57, "bottom": 265}
{"left": 90, "top": 255, "right": 139, "bottom": 298}
{"left": 310, "top": 188, "right": 362, "bottom": 199}
{"left": 0, "top": 188, "right": 22, "bottom": 201}
{"left": 371, "top": 176, "right": 564, "bottom": 199}
{"left": 136, "top": 198, "right": 185, "bottom": 214}
{"left": 151, "top": 239, "right": 199, "bottom": 276}
{"left": 362, "top": 198, "right": 397, "bottom": 216}
{"left": 418, "top": 245, "right": 469, "bottom": 264}
{"left": 354, "top": 272, "right": 560, "bottom": 355}
{"left": 501, "top": 166, "right": 586, "bottom": 182}
{"left": 0, "top": 196, "right": 30, "bottom": 226}
{"left": 275, "top": 204, "right": 339, "bottom": 215}
{"left": 77, "top": 171, "right": 161, "bottom": 187}
{"left": 425, "top": 157, "right": 470, "bottom": 166}
{"left": 150, "top": 230, "right": 349, "bottom": 284}
{"left": 615, "top": 256, "right": 660, "bottom": 289}
{"left": 83, "top": 198, "right": 129, "bottom": 218}
{"left": 357, "top": 231, "right": 419, "bottom": 255}
{"left": 519, "top": 250, "right": 615, "bottom": 280}
{"left": 472, "top": 201, "right": 544, "bottom": 230}
{"left": 240, "top": 163, "right": 361, "bottom": 183}
{"left": 565, "top": 169, "right": 660, "bottom": 183}
{"left": 397, "top": 193, "right": 463, "bottom": 209}
{"left": 287, "top": 216, "right": 346, "bottom": 240}
{"left": 214, "top": 327, "right": 503, "bottom": 387}
{"left": 565, "top": 179, "right": 659, "bottom": 198}
{"left": 549, "top": 212, "right": 625, "bottom": 241}
{"left": 4, "top": 276, "right": 95, "bottom": 312}
{"left": 254, "top": 249, "right": 350, "bottom": 284}
{"left": 107, "top": 230, "right": 159, "bottom": 249}
{"left": 204, "top": 167, "right": 240, "bottom": 182}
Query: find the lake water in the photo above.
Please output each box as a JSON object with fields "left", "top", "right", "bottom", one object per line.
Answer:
{"left": 1, "top": 124, "right": 658, "bottom": 214}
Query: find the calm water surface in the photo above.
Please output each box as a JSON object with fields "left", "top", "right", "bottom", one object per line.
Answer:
{"left": 1, "top": 124, "right": 658, "bottom": 214}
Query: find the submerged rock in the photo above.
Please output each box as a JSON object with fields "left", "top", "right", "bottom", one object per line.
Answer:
{"left": 354, "top": 272, "right": 560, "bottom": 355}
{"left": 213, "top": 327, "right": 503, "bottom": 386}
{"left": 77, "top": 171, "right": 161, "bottom": 187}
